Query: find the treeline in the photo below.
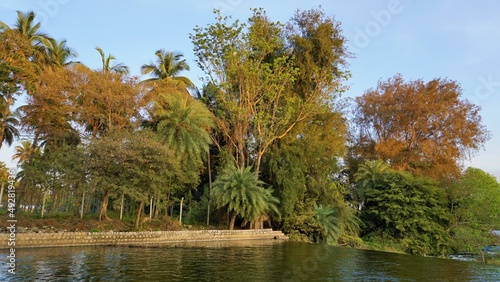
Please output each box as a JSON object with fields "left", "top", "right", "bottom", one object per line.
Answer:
{"left": 0, "top": 8, "right": 498, "bottom": 256}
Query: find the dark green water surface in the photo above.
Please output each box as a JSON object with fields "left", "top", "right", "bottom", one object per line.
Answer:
{"left": 1, "top": 240, "right": 499, "bottom": 281}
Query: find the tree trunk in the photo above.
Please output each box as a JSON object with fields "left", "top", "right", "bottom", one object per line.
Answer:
{"left": 179, "top": 197, "right": 184, "bottom": 225}
{"left": 80, "top": 191, "right": 85, "bottom": 219}
{"left": 154, "top": 191, "right": 160, "bottom": 218}
{"left": 0, "top": 182, "right": 4, "bottom": 207}
{"left": 255, "top": 151, "right": 265, "bottom": 177}
{"left": 119, "top": 193, "right": 124, "bottom": 221}
{"left": 135, "top": 201, "right": 144, "bottom": 229}
{"left": 52, "top": 192, "right": 58, "bottom": 210}
{"left": 41, "top": 191, "right": 47, "bottom": 218}
{"left": 229, "top": 210, "right": 237, "bottom": 230}
{"left": 149, "top": 197, "right": 153, "bottom": 219}
{"left": 207, "top": 150, "right": 212, "bottom": 226}
{"left": 98, "top": 191, "right": 110, "bottom": 221}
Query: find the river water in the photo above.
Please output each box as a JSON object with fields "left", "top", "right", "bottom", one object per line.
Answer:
{"left": 1, "top": 240, "right": 499, "bottom": 281}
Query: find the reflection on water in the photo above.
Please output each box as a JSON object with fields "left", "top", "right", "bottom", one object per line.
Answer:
{"left": 1, "top": 241, "right": 499, "bottom": 281}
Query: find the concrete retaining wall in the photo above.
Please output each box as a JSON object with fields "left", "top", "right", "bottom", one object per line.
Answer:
{"left": 0, "top": 229, "right": 288, "bottom": 249}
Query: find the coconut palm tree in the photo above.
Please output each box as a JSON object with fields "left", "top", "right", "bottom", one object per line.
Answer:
{"left": 141, "top": 49, "right": 194, "bottom": 87}
{"left": 0, "top": 108, "right": 20, "bottom": 150}
{"left": 154, "top": 93, "right": 214, "bottom": 164}
{"left": 0, "top": 88, "right": 20, "bottom": 150}
{"left": 0, "top": 10, "right": 50, "bottom": 46}
{"left": 95, "top": 46, "right": 129, "bottom": 75}
{"left": 44, "top": 38, "right": 78, "bottom": 67}
{"left": 211, "top": 165, "right": 279, "bottom": 230}
{"left": 12, "top": 140, "right": 39, "bottom": 165}
{"left": 353, "top": 160, "right": 392, "bottom": 210}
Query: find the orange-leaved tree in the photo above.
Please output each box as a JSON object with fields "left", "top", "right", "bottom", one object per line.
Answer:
{"left": 351, "top": 74, "right": 490, "bottom": 179}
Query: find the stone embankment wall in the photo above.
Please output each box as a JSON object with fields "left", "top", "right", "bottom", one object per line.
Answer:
{"left": 0, "top": 229, "right": 288, "bottom": 249}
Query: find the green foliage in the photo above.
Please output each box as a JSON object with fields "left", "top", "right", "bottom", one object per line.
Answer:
{"left": 192, "top": 8, "right": 348, "bottom": 173}
{"left": 184, "top": 186, "right": 210, "bottom": 225}
{"left": 95, "top": 46, "right": 129, "bottom": 74}
{"left": 5, "top": 9, "right": 495, "bottom": 261}
{"left": 287, "top": 8, "right": 350, "bottom": 97}
{"left": 87, "top": 129, "right": 181, "bottom": 221}
{"left": 141, "top": 49, "right": 193, "bottom": 87}
{"left": 314, "top": 205, "right": 342, "bottom": 244}
{"left": 357, "top": 162, "right": 450, "bottom": 256}
{"left": 279, "top": 183, "right": 360, "bottom": 246}
{"left": 211, "top": 165, "right": 279, "bottom": 229}
{"left": 154, "top": 92, "right": 215, "bottom": 166}
{"left": 281, "top": 198, "right": 322, "bottom": 242}
{"left": 448, "top": 167, "right": 500, "bottom": 252}
{"left": 353, "top": 160, "right": 392, "bottom": 210}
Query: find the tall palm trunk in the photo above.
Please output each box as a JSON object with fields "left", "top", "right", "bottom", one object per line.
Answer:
{"left": 229, "top": 210, "right": 237, "bottom": 230}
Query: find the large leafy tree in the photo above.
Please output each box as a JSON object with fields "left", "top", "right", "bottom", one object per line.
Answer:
{"left": 74, "top": 67, "right": 142, "bottom": 138}
{"left": 351, "top": 74, "right": 490, "bottom": 179}
{"left": 0, "top": 29, "right": 39, "bottom": 149}
{"left": 88, "top": 129, "right": 180, "bottom": 222}
{"left": 191, "top": 8, "right": 349, "bottom": 173}
{"left": 265, "top": 109, "right": 352, "bottom": 242}
{"left": 20, "top": 67, "right": 80, "bottom": 148}
{"left": 0, "top": 29, "right": 38, "bottom": 96}
{"left": 448, "top": 167, "right": 500, "bottom": 252}
{"left": 211, "top": 165, "right": 279, "bottom": 230}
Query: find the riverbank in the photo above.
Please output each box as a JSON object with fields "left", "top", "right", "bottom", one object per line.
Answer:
{"left": 0, "top": 213, "right": 288, "bottom": 249}
{"left": 0, "top": 228, "right": 287, "bottom": 249}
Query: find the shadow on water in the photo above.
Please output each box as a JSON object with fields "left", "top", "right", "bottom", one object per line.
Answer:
{"left": 1, "top": 241, "right": 499, "bottom": 281}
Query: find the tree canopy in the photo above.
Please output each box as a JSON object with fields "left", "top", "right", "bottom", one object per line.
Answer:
{"left": 351, "top": 74, "right": 490, "bottom": 179}
{"left": 0, "top": 9, "right": 497, "bottom": 258}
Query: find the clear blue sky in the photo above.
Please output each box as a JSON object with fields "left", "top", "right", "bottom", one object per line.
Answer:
{"left": 1, "top": 0, "right": 499, "bottom": 179}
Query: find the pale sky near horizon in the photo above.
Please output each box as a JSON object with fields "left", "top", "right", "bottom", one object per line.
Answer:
{"left": 1, "top": 0, "right": 499, "bottom": 179}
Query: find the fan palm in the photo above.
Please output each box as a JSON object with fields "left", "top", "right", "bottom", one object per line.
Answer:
{"left": 314, "top": 205, "right": 342, "bottom": 244}
{"left": 211, "top": 165, "right": 280, "bottom": 230}
{"left": 95, "top": 46, "right": 129, "bottom": 75}
{"left": 313, "top": 204, "right": 360, "bottom": 245}
{"left": 353, "top": 160, "right": 392, "bottom": 210}
{"left": 141, "top": 49, "right": 194, "bottom": 87}
{"left": 155, "top": 93, "right": 214, "bottom": 164}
